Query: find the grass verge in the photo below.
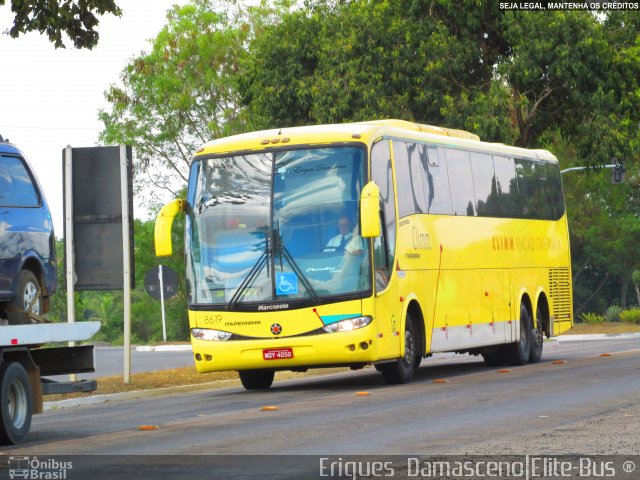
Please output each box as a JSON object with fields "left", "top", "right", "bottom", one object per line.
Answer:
{"left": 563, "top": 322, "right": 640, "bottom": 335}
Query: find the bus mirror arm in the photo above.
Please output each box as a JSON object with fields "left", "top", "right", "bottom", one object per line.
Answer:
{"left": 155, "top": 199, "right": 186, "bottom": 257}
{"left": 360, "top": 181, "right": 381, "bottom": 238}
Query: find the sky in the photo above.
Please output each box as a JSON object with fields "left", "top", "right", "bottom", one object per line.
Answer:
{"left": 0, "top": 0, "right": 188, "bottom": 236}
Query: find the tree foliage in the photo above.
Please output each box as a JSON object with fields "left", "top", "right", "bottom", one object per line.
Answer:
{"left": 99, "top": 1, "right": 640, "bottom": 324}
{"left": 2, "top": 0, "right": 121, "bottom": 49}
{"left": 239, "top": 2, "right": 640, "bottom": 314}
{"left": 99, "top": 0, "right": 290, "bottom": 209}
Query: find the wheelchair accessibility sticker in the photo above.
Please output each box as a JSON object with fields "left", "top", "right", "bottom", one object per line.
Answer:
{"left": 276, "top": 272, "right": 298, "bottom": 295}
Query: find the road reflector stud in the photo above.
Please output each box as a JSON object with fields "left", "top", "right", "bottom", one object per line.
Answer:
{"left": 433, "top": 379, "right": 449, "bottom": 384}
{"left": 355, "top": 391, "right": 371, "bottom": 396}
{"left": 137, "top": 425, "right": 158, "bottom": 431}
{"left": 497, "top": 369, "right": 511, "bottom": 373}
{"left": 260, "top": 406, "right": 280, "bottom": 411}
{"left": 600, "top": 353, "right": 612, "bottom": 357}
{"left": 552, "top": 360, "right": 567, "bottom": 365}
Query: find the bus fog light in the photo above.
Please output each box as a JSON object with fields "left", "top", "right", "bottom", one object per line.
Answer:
{"left": 322, "top": 316, "right": 372, "bottom": 333}
{"left": 191, "top": 328, "right": 232, "bottom": 341}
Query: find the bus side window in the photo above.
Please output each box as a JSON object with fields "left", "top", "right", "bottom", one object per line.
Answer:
{"left": 470, "top": 152, "right": 499, "bottom": 217}
{"left": 371, "top": 140, "right": 396, "bottom": 291}
{"left": 445, "top": 148, "right": 476, "bottom": 216}
{"left": 393, "top": 141, "right": 428, "bottom": 217}
{"left": 427, "top": 147, "right": 453, "bottom": 215}
{"left": 547, "top": 163, "right": 565, "bottom": 219}
{"left": 493, "top": 155, "right": 520, "bottom": 217}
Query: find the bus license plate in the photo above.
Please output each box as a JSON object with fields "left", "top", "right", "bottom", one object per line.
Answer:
{"left": 263, "top": 348, "right": 293, "bottom": 360}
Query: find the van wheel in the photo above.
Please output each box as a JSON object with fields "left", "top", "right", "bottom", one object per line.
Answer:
{"left": 0, "top": 362, "right": 33, "bottom": 445}
{"left": 380, "top": 317, "right": 418, "bottom": 384}
{"left": 7, "top": 270, "right": 41, "bottom": 325}
{"left": 504, "top": 303, "right": 532, "bottom": 366}
{"left": 239, "top": 370, "right": 275, "bottom": 390}
{"left": 529, "top": 308, "right": 544, "bottom": 363}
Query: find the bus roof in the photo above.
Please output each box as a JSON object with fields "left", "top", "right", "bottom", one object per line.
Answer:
{"left": 196, "top": 119, "right": 558, "bottom": 163}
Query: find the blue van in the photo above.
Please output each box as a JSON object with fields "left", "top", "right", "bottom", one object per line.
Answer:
{"left": 0, "top": 135, "right": 57, "bottom": 324}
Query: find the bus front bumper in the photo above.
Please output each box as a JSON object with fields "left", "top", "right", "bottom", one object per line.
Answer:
{"left": 191, "top": 327, "right": 378, "bottom": 373}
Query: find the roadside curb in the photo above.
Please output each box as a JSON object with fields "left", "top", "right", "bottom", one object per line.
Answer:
{"left": 44, "top": 379, "right": 239, "bottom": 412}
{"left": 555, "top": 332, "right": 640, "bottom": 342}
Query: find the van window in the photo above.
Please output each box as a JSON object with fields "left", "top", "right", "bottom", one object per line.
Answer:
{"left": 0, "top": 156, "right": 39, "bottom": 207}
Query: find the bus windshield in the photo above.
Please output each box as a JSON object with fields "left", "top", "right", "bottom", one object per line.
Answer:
{"left": 187, "top": 146, "right": 370, "bottom": 307}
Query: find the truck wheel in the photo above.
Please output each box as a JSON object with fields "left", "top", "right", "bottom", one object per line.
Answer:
{"left": 380, "top": 316, "right": 418, "bottom": 384}
{"left": 7, "top": 270, "right": 42, "bottom": 325}
{"left": 239, "top": 370, "right": 275, "bottom": 390}
{"left": 0, "top": 362, "right": 33, "bottom": 445}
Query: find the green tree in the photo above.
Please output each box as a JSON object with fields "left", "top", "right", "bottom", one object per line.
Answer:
{"left": 99, "top": 0, "right": 288, "bottom": 209}
{"left": 132, "top": 217, "right": 189, "bottom": 342}
{"left": 240, "top": 2, "right": 640, "bottom": 312}
{"left": 98, "top": 1, "right": 640, "bottom": 315}
{"left": 632, "top": 270, "right": 640, "bottom": 307}
{"left": 3, "top": 0, "right": 121, "bottom": 48}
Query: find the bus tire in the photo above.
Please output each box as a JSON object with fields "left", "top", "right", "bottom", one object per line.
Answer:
{"left": 239, "top": 370, "right": 275, "bottom": 390}
{"left": 0, "top": 362, "right": 33, "bottom": 445}
{"left": 380, "top": 316, "right": 418, "bottom": 384}
{"left": 504, "top": 303, "right": 532, "bottom": 366}
{"left": 529, "top": 307, "right": 544, "bottom": 363}
{"left": 7, "top": 270, "right": 41, "bottom": 325}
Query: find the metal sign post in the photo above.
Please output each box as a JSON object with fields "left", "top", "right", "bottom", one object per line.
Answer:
{"left": 63, "top": 146, "right": 76, "bottom": 382}
{"left": 144, "top": 265, "right": 179, "bottom": 342}
{"left": 120, "top": 145, "right": 132, "bottom": 383}
{"left": 159, "top": 265, "right": 167, "bottom": 342}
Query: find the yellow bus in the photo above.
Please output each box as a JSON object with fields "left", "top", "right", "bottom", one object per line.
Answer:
{"left": 155, "top": 119, "right": 573, "bottom": 389}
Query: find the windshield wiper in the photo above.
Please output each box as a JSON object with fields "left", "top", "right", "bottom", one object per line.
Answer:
{"left": 227, "top": 228, "right": 270, "bottom": 310}
{"left": 272, "top": 222, "right": 320, "bottom": 304}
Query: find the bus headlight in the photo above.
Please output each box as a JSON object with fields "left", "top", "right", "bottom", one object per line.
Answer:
{"left": 191, "top": 328, "right": 232, "bottom": 341}
{"left": 322, "top": 316, "right": 372, "bottom": 333}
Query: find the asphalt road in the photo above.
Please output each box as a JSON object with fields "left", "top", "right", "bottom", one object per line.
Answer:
{"left": 3, "top": 338, "right": 639, "bottom": 479}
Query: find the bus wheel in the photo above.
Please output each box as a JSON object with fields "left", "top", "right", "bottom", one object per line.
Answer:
{"left": 7, "top": 270, "right": 41, "bottom": 325}
{"left": 505, "top": 304, "right": 532, "bottom": 366}
{"left": 529, "top": 308, "right": 544, "bottom": 363}
{"left": 0, "top": 362, "right": 33, "bottom": 445}
{"left": 239, "top": 370, "right": 275, "bottom": 390}
{"left": 380, "top": 317, "right": 417, "bottom": 384}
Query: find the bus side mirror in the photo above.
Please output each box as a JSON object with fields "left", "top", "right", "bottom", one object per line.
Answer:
{"left": 155, "top": 199, "right": 185, "bottom": 257}
{"left": 360, "top": 181, "right": 381, "bottom": 238}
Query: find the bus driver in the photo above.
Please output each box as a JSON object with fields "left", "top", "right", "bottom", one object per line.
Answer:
{"left": 324, "top": 216, "right": 363, "bottom": 255}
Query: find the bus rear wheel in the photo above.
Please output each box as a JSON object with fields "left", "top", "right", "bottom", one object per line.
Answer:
{"left": 529, "top": 308, "right": 544, "bottom": 363}
{"left": 504, "top": 303, "right": 532, "bottom": 366}
{"left": 239, "top": 370, "right": 275, "bottom": 390}
{"left": 380, "top": 317, "right": 418, "bottom": 384}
